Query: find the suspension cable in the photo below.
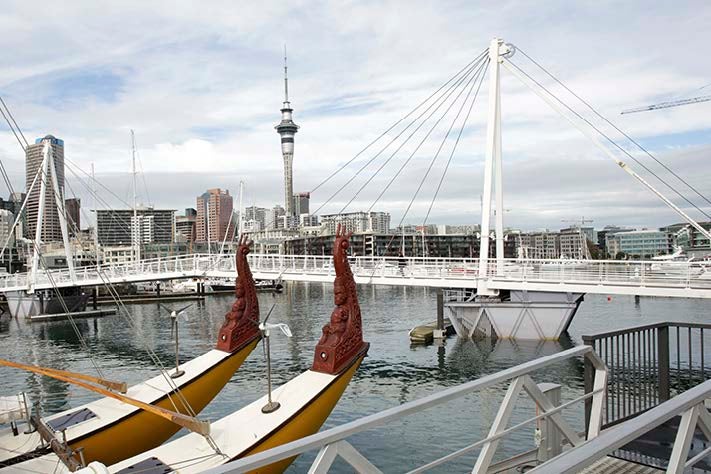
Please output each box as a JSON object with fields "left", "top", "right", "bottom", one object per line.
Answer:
{"left": 366, "top": 58, "right": 489, "bottom": 213}
{"left": 516, "top": 47, "right": 711, "bottom": 211}
{"left": 506, "top": 57, "right": 711, "bottom": 221}
{"left": 312, "top": 54, "right": 487, "bottom": 216}
{"left": 309, "top": 49, "right": 487, "bottom": 194}
{"left": 423, "top": 60, "right": 488, "bottom": 227}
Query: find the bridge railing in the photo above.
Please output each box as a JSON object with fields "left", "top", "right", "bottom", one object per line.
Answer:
{"left": 2, "top": 254, "right": 711, "bottom": 293}
{"left": 486, "top": 258, "right": 711, "bottom": 289}
{"left": 201, "top": 346, "right": 607, "bottom": 474}
{"left": 582, "top": 321, "right": 711, "bottom": 431}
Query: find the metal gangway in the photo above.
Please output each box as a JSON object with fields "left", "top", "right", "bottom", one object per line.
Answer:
{"left": 4, "top": 253, "right": 711, "bottom": 299}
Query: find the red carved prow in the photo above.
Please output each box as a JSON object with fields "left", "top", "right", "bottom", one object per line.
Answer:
{"left": 216, "top": 235, "right": 261, "bottom": 353}
{"left": 312, "top": 224, "right": 370, "bottom": 374}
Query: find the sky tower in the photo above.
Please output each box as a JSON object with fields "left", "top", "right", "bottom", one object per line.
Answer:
{"left": 275, "top": 47, "right": 299, "bottom": 217}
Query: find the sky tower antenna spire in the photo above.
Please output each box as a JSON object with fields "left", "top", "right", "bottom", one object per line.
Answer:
{"left": 283, "top": 44, "right": 289, "bottom": 104}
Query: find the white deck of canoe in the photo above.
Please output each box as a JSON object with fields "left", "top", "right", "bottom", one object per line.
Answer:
{"left": 107, "top": 369, "right": 336, "bottom": 473}
{"left": 0, "top": 349, "right": 230, "bottom": 471}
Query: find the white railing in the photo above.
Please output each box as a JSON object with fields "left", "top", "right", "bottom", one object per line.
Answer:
{"left": 530, "top": 377, "right": 711, "bottom": 473}
{"left": 202, "top": 346, "right": 607, "bottom": 474}
{"left": 2, "top": 254, "right": 711, "bottom": 297}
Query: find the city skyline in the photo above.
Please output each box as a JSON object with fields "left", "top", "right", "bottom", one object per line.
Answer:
{"left": 0, "top": 2, "right": 709, "bottom": 231}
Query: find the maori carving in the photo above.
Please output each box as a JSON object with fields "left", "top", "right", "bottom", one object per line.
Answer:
{"left": 312, "top": 224, "right": 369, "bottom": 374}
{"left": 216, "top": 235, "right": 260, "bottom": 352}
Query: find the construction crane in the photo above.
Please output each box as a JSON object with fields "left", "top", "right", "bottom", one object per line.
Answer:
{"left": 621, "top": 93, "right": 711, "bottom": 114}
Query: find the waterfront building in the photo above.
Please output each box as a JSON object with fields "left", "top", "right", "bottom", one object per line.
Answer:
{"left": 516, "top": 231, "right": 560, "bottom": 259}
{"left": 243, "top": 219, "right": 263, "bottom": 233}
{"left": 436, "top": 224, "right": 477, "bottom": 235}
{"left": 559, "top": 228, "right": 588, "bottom": 259}
{"left": 616, "top": 229, "right": 671, "bottom": 258}
{"left": 660, "top": 222, "right": 711, "bottom": 257}
{"left": 293, "top": 192, "right": 310, "bottom": 216}
{"left": 285, "top": 232, "right": 516, "bottom": 258}
{"left": 175, "top": 208, "right": 197, "bottom": 243}
{"left": 196, "top": 188, "right": 234, "bottom": 243}
{"left": 97, "top": 207, "right": 175, "bottom": 246}
{"left": 275, "top": 52, "right": 299, "bottom": 216}
{"left": 25, "top": 135, "right": 65, "bottom": 242}
{"left": 321, "top": 211, "right": 391, "bottom": 235}
{"left": 65, "top": 198, "right": 80, "bottom": 235}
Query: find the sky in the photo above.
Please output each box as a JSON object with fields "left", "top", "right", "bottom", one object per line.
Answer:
{"left": 1, "top": 0, "right": 710, "bottom": 232}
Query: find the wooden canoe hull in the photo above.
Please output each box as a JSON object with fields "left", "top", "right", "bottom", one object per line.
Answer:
{"left": 238, "top": 352, "right": 365, "bottom": 474}
{"left": 69, "top": 339, "right": 258, "bottom": 466}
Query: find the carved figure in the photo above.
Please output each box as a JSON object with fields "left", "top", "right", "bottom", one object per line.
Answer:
{"left": 216, "top": 235, "right": 260, "bottom": 352}
{"left": 312, "top": 224, "right": 369, "bottom": 374}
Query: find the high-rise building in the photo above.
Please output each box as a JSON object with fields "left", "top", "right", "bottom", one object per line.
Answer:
{"left": 293, "top": 192, "right": 310, "bottom": 216}
{"left": 96, "top": 207, "right": 175, "bottom": 245}
{"left": 0, "top": 209, "right": 15, "bottom": 247}
{"left": 25, "top": 135, "right": 65, "bottom": 242}
{"left": 270, "top": 205, "right": 286, "bottom": 230}
{"left": 175, "top": 208, "right": 197, "bottom": 243}
{"left": 196, "top": 188, "right": 234, "bottom": 242}
{"left": 65, "top": 198, "right": 81, "bottom": 235}
{"left": 244, "top": 206, "right": 268, "bottom": 231}
{"left": 275, "top": 51, "right": 299, "bottom": 216}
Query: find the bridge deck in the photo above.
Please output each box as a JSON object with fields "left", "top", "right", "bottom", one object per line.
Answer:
{"left": 4, "top": 254, "right": 711, "bottom": 298}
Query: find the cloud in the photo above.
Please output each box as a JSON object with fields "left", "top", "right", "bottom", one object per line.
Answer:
{"left": 0, "top": 0, "right": 709, "bottom": 233}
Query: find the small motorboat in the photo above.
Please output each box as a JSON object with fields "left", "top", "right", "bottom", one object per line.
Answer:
{"left": 0, "top": 236, "right": 262, "bottom": 471}
{"left": 74, "top": 225, "right": 369, "bottom": 474}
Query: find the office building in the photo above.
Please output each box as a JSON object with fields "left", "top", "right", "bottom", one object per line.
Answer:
{"left": 293, "top": 192, "right": 310, "bottom": 216}
{"left": 25, "top": 135, "right": 65, "bottom": 242}
{"left": 320, "top": 211, "right": 391, "bottom": 235}
{"left": 65, "top": 198, "right": 80, "bottom": 235}
{"left": 617, "top": 229, "right": 671, "bottom": 258}
{"left": 97, "top": 207, "right": 175, "bottom": 245}
{"left": 175, "top": 208, "right": 197, "bottom": 243}
{"left": 196, "top": 188, "right": 234, "bottom": 242}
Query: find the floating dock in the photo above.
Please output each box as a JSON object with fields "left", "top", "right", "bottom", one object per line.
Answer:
{"left": 28, "top": 308, "right": 117, "bottom": 322}
{"left": 409, "top": 319, "right": 455, "bottom": 344}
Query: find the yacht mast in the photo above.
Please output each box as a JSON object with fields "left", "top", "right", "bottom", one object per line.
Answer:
{"left": 130, "top": 130, "right": 140, "bottom": 262}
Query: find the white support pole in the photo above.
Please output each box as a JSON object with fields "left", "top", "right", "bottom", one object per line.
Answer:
{"left": 477, "top": 38, "right": 502, "bottom": 291}
{"left": 29, "top": 143, "right": 51, "bottom": 290}
{"left": 0, "top": 164, "right": 42, "bottom": 260}
{"left": 494, "top": 76, "right": 504, "bottom": 274}
{"left": 48, "top": 143, "right": 76, "bottom": 282}
{"left": 502, "top": 59, "right": 711, "bottom": 243}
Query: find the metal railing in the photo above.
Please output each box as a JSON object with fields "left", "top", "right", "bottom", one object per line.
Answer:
{"left": 583, "top": 322, "right": 711, "bottom": 430}
{"left": 2, "top": 255, "right": 711, "bottom": 297}
{"left": 202, "top": 346, "right": 607, "bottom": 473}
{"left": 531, "top": 378, "right": 711, "bottom": 473}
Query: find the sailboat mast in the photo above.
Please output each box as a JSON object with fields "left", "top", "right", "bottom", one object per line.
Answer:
{"left": 92, "top": 163, "right": 100, "bottom": 269}
{"left": 238, "top": 181, "right": 244, "bottom": 237}
{"left": 130, "top": 130, "right": 140, "bottom": 262}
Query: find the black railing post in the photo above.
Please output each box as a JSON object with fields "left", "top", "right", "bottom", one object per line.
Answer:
{"left": 658, "top": 326, "right": 670, "bottom": 402}
{"left": 582, "top": 335, "right": 594, "bottom": 435}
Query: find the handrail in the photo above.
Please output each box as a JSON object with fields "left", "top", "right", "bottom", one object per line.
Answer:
{"left": 202, "top": 346, "right": 600, "bottom": 473}
{"left": 582, "top": 321, "right": 711, "bottom": 341}
{"left": 531, "top": 378, "right": 711, "bottom": 473}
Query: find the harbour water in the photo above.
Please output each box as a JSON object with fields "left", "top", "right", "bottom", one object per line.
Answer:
{"left": 1, "top": 284, "right": 709, "bottom": 472}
